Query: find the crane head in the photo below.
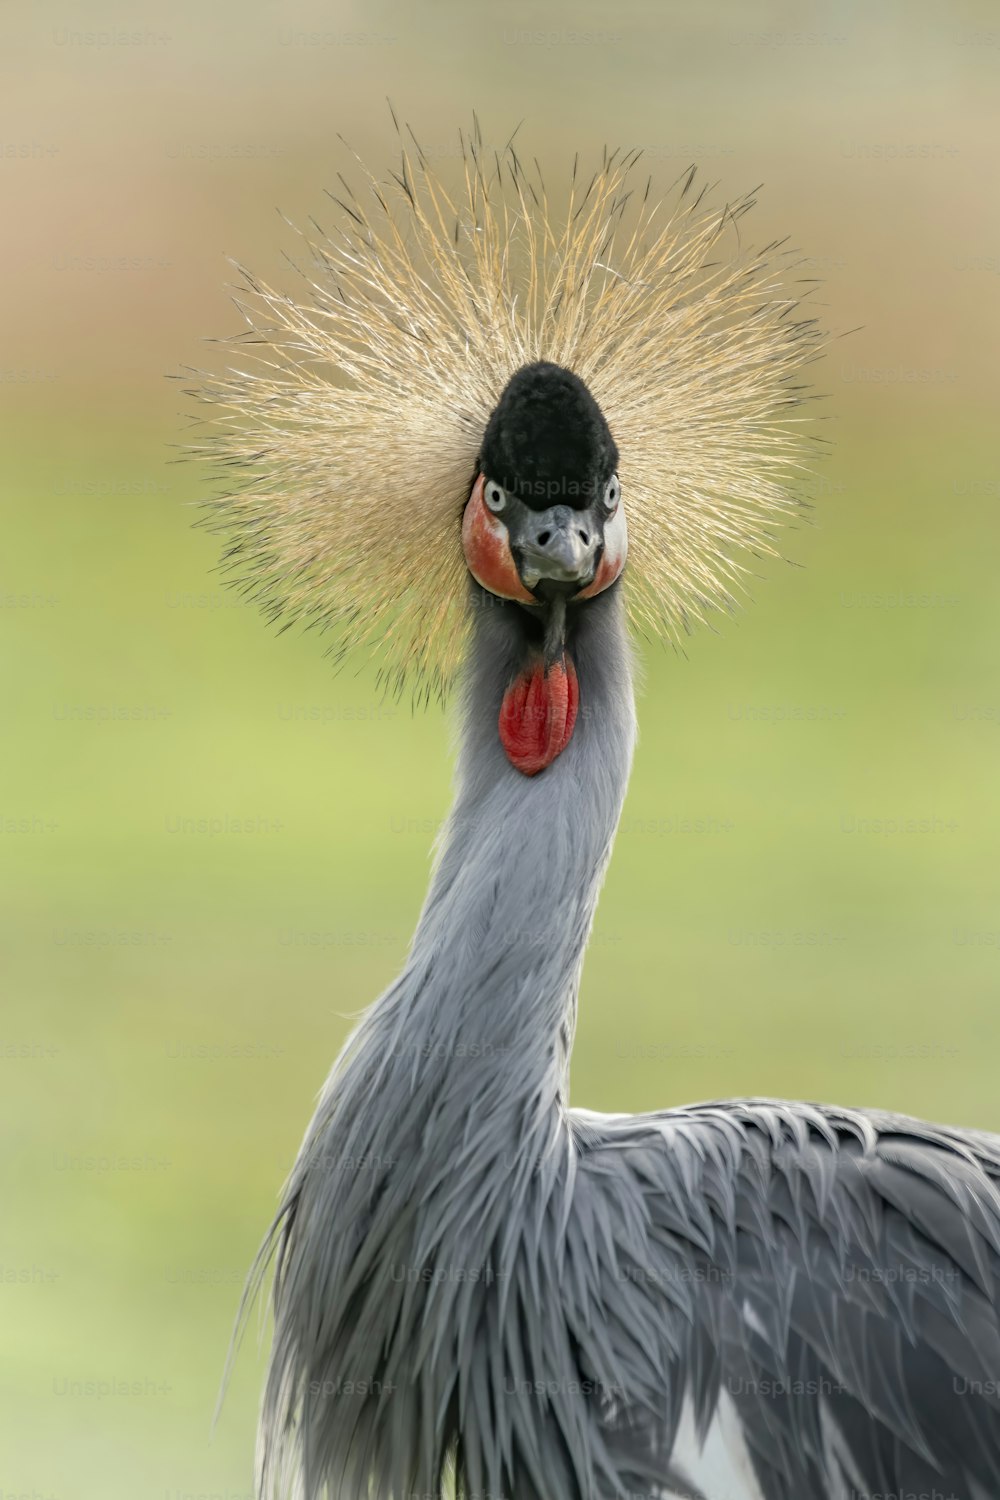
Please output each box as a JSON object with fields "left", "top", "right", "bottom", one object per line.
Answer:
{"left": 461, "top": 362, "right": 629, "bottom": 774}
{"left": 463, "top": 363, "right": 627, "bottom": 608}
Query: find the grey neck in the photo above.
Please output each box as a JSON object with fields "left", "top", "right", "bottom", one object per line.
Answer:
{"left": 370, "top": 581, "right": 637, "bottom": 1130}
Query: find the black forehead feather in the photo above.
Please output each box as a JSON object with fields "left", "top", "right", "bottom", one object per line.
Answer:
{"left": 478, "top": 362, "right": 618, "bottom": 511}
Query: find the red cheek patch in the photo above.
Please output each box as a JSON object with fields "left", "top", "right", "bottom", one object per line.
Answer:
{"left": 498, "top": 654, "right": 579, "bottom": 776}
{"left": 462, "top": 475, "right": 534, "bottom": 603}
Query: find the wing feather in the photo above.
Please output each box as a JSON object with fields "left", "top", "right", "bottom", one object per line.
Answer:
{"left": 570, "top": 1101, "right": 1000, "bottom": 1499}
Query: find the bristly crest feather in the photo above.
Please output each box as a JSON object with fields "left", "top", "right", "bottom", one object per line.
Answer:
{"left": 189, "top": 116, "right": 824, "bottom": 701}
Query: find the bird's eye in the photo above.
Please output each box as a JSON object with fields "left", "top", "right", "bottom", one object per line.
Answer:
{"left": 603, "top": 474, "right": 621, "bottom": 513}
{"left": 484, "top": 480, "right": 506, "bottom": 515}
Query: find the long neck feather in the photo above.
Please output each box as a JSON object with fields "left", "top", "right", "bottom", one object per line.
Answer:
{"left": 375, "top": 581, "right": 635, "bottom": 1125}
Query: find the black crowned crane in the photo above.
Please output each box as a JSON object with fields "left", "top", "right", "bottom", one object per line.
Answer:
{"left": 196, "top": 123, "right": 1000, "bottom": 1500}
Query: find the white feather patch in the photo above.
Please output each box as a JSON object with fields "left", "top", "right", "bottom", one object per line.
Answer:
{"left": 667, "top": 1389, "right": 766, "bottom": 1500}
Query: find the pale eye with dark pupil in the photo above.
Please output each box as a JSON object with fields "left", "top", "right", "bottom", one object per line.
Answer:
{"left": 484, "top": 481, "right": 506, "bottom": 514}
{"left": 604, "top": 475, "right": 620, "bottom": 512}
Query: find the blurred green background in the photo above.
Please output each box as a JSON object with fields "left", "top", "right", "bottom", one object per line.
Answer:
{"left": 2, "top": 0, "right": 999, "bottom": 1494}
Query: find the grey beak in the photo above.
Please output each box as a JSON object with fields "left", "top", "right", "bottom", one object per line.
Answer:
{"left": 514, "top": 505, "right": 600, "bottom": 591}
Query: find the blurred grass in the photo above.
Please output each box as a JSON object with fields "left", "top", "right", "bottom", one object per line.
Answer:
{"left": 2, "top": 0, "right": 999, "bottom": 1496}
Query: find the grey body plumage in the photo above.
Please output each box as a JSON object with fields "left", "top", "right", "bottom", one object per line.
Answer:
{"left": 250, "top": 579, "right": 1000, "bottom": 1500}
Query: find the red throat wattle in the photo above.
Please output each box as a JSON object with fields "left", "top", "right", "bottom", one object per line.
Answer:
{"left": 499, "top": 654, "right": 579, "bottom": 776}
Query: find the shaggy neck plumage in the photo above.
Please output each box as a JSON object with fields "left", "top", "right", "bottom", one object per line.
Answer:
{"left": 258, "top": 582, "right": 636, "bottom": 1500}
{"left": 392, "top": 579, "right": 636, "bottom": 1121}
